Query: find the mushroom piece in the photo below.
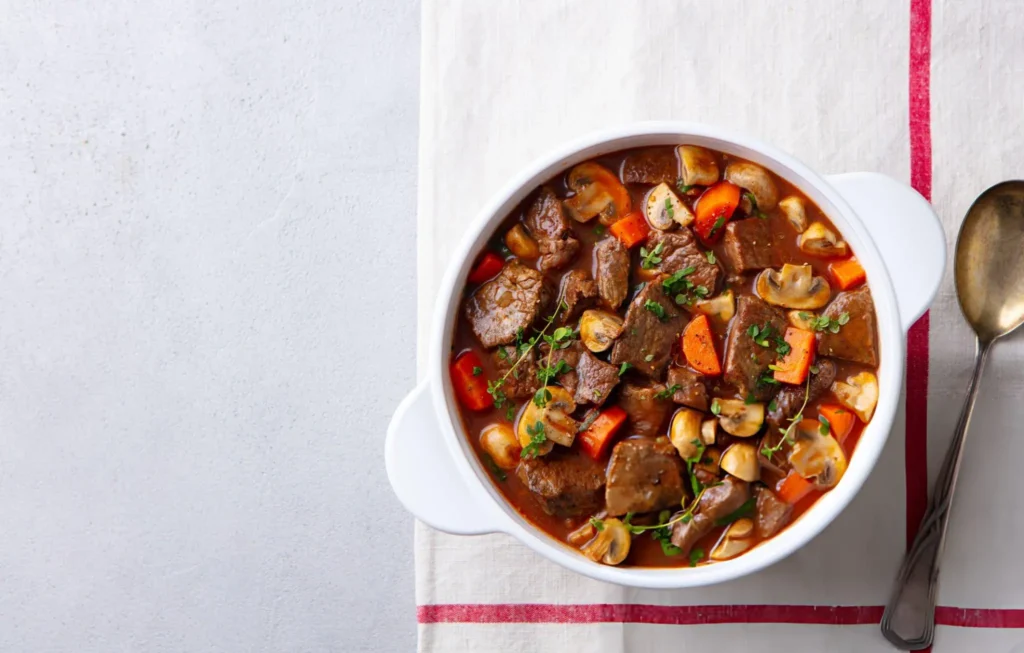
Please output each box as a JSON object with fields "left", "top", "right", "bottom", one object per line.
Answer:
{"left": 700, "top": 418, "right": 717, "bottom": 446}
{"left": 799, "top": 222, "right": 849, "bottom": 258}
{"left": 479, "top": 423, "right": 522, "bottom": 470}
{"left": 787, "top": 309, "right": 818, "bottom": 331}
{"left": 645, "top": 182, "right": 694, "bottom": 230}
{"left": 724, "top": 161, "right": 779, "bottom": 210}
{"left": 669, "top": 408, "right": 704, "bottom": 459}
{"left": 693, "top": 289, "right": 736, "bottom": 323}
{"left": 720, "top": 442, "right": 760, "bottom": 482}
{"left": 579, "top": 309, "right": 624, "bottom": 353}
{"left": 517, "top": 385, "right": 578, "bottom": 450}
{"left": 716, "top": 399, "right": 765, "bottom": 437}
{"left": 568, "top": 511, "right": 607, "bottom": 546}
{"left": 788, "top": 419, "right": 848, "bottom": 488}
{"left": 832, "top": 371, "right": 879, "bottom": 422}
{"left": 695, "top": 446, "right": 721, "bottom": 476}
{"left": 563, "top": 162, "right": 633, "bottom": 225}
{"left": 755, "top": 264, "right": 832, "bottom": 310}
{"left": 677, "top": 145, "right": 720, "bottom": 187}
{"left": 710, "top": 518, "right": 755, "bottom": 561}
{"left": 504, "top": 224, "right": 540, "bottom": 259}
{"left": 581, "top": 517, "right": 632, "bottom": 565}
{"left": 778, "top": 195, "right": 808, "bottom": 233}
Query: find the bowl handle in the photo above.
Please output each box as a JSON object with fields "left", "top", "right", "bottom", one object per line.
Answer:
{"left": 385, "top": 381, "right": 505, "bottom": 535}
{"left": 827, "top": 172, "right": 946, "bottom": 332}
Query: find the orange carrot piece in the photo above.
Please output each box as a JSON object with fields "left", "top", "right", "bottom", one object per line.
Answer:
{"left": 467, "top": 251, "right": 504, "bottom": 284}
{"left": 773, "top": 327, "right": 816, "bottom": 385}
{"left": 776, "top": 471, "right": 814, "bottom": 505}
{"left": 829, "top": 257, "right": 866, "bottom": 290}
{"left": 693, "top": 181, "right": 741, "bottom": 244}
{"left": 819, "top": 404, "right": 856, "bottom": 443}
{"left": 451, "top": 351, "right": 493, "bottom": 411}
{"left": 681, "top": 314, "right": 722, "bottom": 376}
{"left": 609, "top": 211, "right": 650, "bottom": 248}
{"left": 578, "top": 406, "right": 628, "bottom": 460}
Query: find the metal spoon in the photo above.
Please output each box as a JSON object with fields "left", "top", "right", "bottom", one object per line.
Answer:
{"left": 881, "top": 181, "right": 1024, "bottom": 650}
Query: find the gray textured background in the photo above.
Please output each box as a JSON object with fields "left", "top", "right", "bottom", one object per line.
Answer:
{"left": 0, "top": 0, "right": 418, "bottom": 650}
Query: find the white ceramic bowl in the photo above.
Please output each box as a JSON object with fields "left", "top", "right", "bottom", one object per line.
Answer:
{"left": 386, "top": 122, "right": 945, "bottom": 588}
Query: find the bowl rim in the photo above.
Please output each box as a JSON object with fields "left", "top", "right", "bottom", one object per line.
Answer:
{"left": 426, "top": 121, "right": 905, "bottom": 588}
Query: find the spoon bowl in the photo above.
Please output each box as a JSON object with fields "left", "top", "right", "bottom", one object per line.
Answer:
{"left": 955, "top": 180, "right": 1024, "bottom": 342}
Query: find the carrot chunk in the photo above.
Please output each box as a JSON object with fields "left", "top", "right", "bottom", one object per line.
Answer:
{"left": 609, "top": 211, "right": 651, "bottom": 248}
{"left": 693, "top": 181, "right": 741, "bottom": 244}
{"left": 451, "top": 351, "right": 493, "bottom": 411}
{"left": 681, "top": 314, "right": 722, "bottom": 376}
{"left": 818, "top": 404, "right": 856, "bottom": 443}
{"left": 773, "top": 327, "right": 816, "bottom": 385}
{"left": 776, "top": 471, "right": 815, "bottom": 505}
{"left": 467, "top": 252, "right": 504, "bottom": 284}
{"left": 578, "top": 406, "right": 628, "bottom": 460}
{"left": 828, "top": 257, "right": 866, "bottom": 290}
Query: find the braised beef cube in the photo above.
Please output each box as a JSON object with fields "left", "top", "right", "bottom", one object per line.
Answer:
{"left": 667, "top": 367, "right": 708, "bottom": 411}
{"left": 559, "top": 269, "right": 598, "bottom": 322}
{"left": 539, "top": 339, "right": 582, "bottom": 395}
{"left": 723, "top": 295, "right": 787, "bottom": 401}
{"left": 646, "top": 230, "right": 721, "bottom": 295}
{"left": 817, "top": 287, "right": 878, "bottom": 366}
{"left": 594, "top": 237, "right": 630, "bottom": 310}
{"left": 464, "top": 260, "right": 547, "bottom": 348}
{"left": 605, "top": 436, "right": 685, "bottom": 516}
{"left": 621, "top": 148, "right": 679, "bottom": 185}
{"left": 755, "top": 486, "right": 793, "bottom": 539}
{"left": 517, "top": 451, "right": 606, "bottom": 518}
{"left": 524, "top": 186, "right": 580, "bottom": 273}
{"left": 721, "top": 218, "right": 774, "bottom": 273}
{"left": 768, "top": 359, "right": 837, "bottom": 429}
{"left": 610, "top": 281, "right": 688, "bottom": 378}
{"left": 670, "top": 475, "right": 750, "bottom": 554}
{"left": 493, "top": 345, "right": 539, "bottom": 400}
{"left": 575, "top": 350, "right": 619, "bottom": 405}
{"left": 617, "top": 382, "right": 673, "bottom": 437}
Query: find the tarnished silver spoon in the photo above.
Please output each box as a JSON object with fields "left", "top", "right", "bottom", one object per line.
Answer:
{"left": 881, "top": 181, "right": 1024, "bottom": 649}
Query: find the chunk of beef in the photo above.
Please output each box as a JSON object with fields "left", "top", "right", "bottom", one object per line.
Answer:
{"left": 464, "top": 261, "right": 547, "bottom": 348}
{"left": 575, "top": 350, "right": 619, "bottom": 405}
{"left": 559, "top": 269, "right": 597, "bottom": 322}
{"left": 539, "top": 339, "right": 582, "bottom": 395}
{"left": 723, "top": 295, "right": 786, "bottom": 400}
{"left": 605, "top": 436, "right": 686, "bottom": 516}
{"left": 768, "top": 359, "right": 837, "bottom": 428}
{"left": 610, "top": 281, "right": 688, "bottom": 378}
{"left": 755, "top": 486, "right": 793, "bottom": 539}
{"left": 593, "top": 237, "right": 630, "bottom": 310}
{"left": 617, "top": 382, "right": 673, "bottom": 437}
{"left": 524, "top": 186, "right": 580, "bottom": 273}
{"left": 670, "top": 475, "right": 750, "bottom": 555}
{"left": 721, "top": 217, "right": 774, "bottom": 273}
{"left": 493, "top": 345, "right": 539, "bottom": 400}
{"left": 646, "top": 230, "right": 721, "bottom": 294}
{"left": 667, "top": 367, "right": 708, "bottom": 411}
{"left": 517, "top": 451, "right": 606, "bottom": 518}
{"left": 621, "top": 148, "right": 679, "bottom": 185}
{"left": 817, "top": 287, "right": 878, "bottom": 366}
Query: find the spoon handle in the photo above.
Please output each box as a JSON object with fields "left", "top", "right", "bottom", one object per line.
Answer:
{"left": 881, "top": 338, "right": 992, "bottom": 650}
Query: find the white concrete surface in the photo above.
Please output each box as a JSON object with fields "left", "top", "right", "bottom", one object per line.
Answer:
{"left": 0, "top": 1, "right": 418, "bottom": 650}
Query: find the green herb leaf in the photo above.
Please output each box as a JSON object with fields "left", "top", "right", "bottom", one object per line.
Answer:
{"left": 594, "top": 224, "right": 606, "bottom": 236}
{"left": 715, "top": 497, "right": 756, "bottom": 526}
{"left": 521, "top": 421, "right": 548, "bottom": 459}
{"left": 710, "top": 399, "right": 721, "bottom": 416}
{"left": 472, "top": 366, "right": 483, "bottom": 376}
{"left": 744, "top": 392, "right": 757, "bottom": 405}
{"left": 705, "top": 250, "right": 716, "bottom": 264}
{"left": 533, "top": 387, "right": 552, "bottom": 408}
{"left": 838, "top": 312, "right": 851, "bottom": 326}
{"left": 809, "top": 364, "right": 820, "bottom": 375}
{"left": 689, "top": 548, "right": 704, "bottom": 567}
{"left": 644, "top": 299, "right": 667, "bottom": 321}
{"left": 676, "top": 180, "right": 695, "bottom": 194}
{"left": 589, "top": 517, "right": 605, "bottom": 532}
{"left": 818, "top": 414, "right": 831, "bottom": 436}
{"left": 655, "top": 384, "right": 682, "bottom": 400}
{"left": 768, "top": 399, "right": 778, "bottom": 412}
{"left": 708, "top": 216, "right": 726, "bottom": 237}
{"left": 644, "top": 354, "right": 655, "bottom": 362}
{"left": 618, "top": 362, "right": 633, "bottom": 376}
{"left": 505, "top": 403, "right": 516, "bottom": 421}
{"left": 640, "top": 242, "right": 665, "bottom": 270}
{"left": 482, "top": 453, "right": 507, "bottom": 481}
{"left": 662, "top": 267, "right": 695, "bottom": 295}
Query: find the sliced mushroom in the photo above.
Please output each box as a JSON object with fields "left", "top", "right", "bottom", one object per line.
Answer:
{"left": 755, "top": 264, "right": 832, "bottom": 310}
{"left": 716, "top": 399, "right": 765, "bottom": 437}
{"left": 832, "top": 371, "right": 879, "bottom": 422}
{"left": 788, "top": 419, "right": 848, "bottom": 488}
{"left": 787, "top": 309, "right": 817, "bottom": 331}
{"left": 700, "top": 419, "right": 717, "bottom": 446}
{"left": 517, "top": 385, "right": 578, "bottom": 450}
{"left": 695, "top": 446, "right": 721, "bottom": 476}
{"left": 724, "top": 161, "right": 778, "bottom": 210}
{"left": 670, "top": 408, "right": 703, "bottom": 459}
{"left": 479, "top": 423, "right": 521, "bottom": 470}
{"left": 504, "top": 224, "right": 540, "bottom": 259}
{"left": 778, "top": 195, "right": 808, "bottom": 233}
{"left": 799, "top": 222, "right": 849, "bottom": 258}
{"left": 710, "top": 518, "right": 755, "bottom": 561}
{"left": 579, "top": 309, "right": 624, "bottom": 353}
{"left": 581, "top": 517, "right": 632, "bottom": 565}
{"left": 564, "top": 162, "right": 632, "bottom": 225}
{"left": 645, "top": 182, "right": 694, "bottom": 230}
{"left": 568, "top": 512, "right": 607, "bottom": 546}
{"left": 677, "top": 145, "right": 720, "bottom": 186}
{"left": 693, "top": 289, "right": 736, "bottom": 323}
{"left": 720, "top": 442, "right": 760, "bottom": 482}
